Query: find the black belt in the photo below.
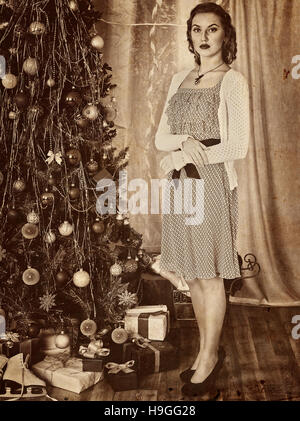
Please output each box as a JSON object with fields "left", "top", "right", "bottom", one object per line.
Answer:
{"left": 172, "top": 138, "right": 221, "bottom": 182}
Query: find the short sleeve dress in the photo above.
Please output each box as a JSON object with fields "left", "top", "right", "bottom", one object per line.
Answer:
{"left": 159, "top": 78, "right": 241, "bottom": 282}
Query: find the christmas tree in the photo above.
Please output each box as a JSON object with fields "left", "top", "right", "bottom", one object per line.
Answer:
{"left": 0, "top": 0, "right": 150, "bottom": 339}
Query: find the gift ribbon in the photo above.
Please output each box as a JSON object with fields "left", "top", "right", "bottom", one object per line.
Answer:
{"left": 105, "top": 360, "right": 135, "bottom": 374}
{"left": 78, "top": 338, "right": 110, "bottom": 359}
{"left": 45, "top": 150, "right": 62, "bottom": 165}
{"left": 2, "top": 332, "right": 20, "bottom": 343}
{"left": 131, "top": 334, "right": 151, "bottom": 349}
{"left": 137, "top": 311, "right": 167, "bottom": 339}
{"left": 131, "top": 335, "right": 160, "bottom": 373}
{"left": 79, "top": 345, "right": 110, "bottom": 359}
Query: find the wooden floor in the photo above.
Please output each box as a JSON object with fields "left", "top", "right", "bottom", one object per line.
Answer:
{"left": 32, "top": 305, "right": 300, "bottom": 401}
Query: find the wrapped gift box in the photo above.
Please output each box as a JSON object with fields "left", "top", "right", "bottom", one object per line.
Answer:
{"left": 124, "top": 305, "right": 170, "bottom": 341}
{"left": 105, "top": 361, "right": 138, "bottom": 391}
{"left": 0, "top": 337, "right": 41, "bottom": 366}
{"left": 108, "top": 341, "right": 135, "bottom": 364}
{"left": 32, "top": 356, "right": 102, "bottom": 394}
{"left": 129, "top": 340, "right": 179, "bottom": 375}
{"left": 77, "top": 352, "right": 110, "bottom": 372}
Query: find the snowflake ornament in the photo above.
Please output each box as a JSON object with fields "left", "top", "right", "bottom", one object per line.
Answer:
{"left": 39, "top": 291, "right": 56, "bottom": 312}
{"left": 118, "top": 290, "right": 138, "bottom": 308}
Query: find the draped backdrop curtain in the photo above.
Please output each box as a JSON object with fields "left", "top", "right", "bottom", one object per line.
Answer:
{"left": 94, "top": 0, "right": 300, "bottom": 306}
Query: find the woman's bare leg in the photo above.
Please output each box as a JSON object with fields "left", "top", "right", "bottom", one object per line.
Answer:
{"left": 185, "top": 277, "right": 205, "bottom": 369}
{"left": 189, "top": 276, "right": 226, "bottom": 383}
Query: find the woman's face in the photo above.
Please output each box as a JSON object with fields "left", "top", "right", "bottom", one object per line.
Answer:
{"left": 190, "top": 13, "right": 226, "bottom": 60}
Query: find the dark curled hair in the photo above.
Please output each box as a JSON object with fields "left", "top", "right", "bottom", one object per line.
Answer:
{"left": 186, "top": 2, "right": 237, "bottom": 65}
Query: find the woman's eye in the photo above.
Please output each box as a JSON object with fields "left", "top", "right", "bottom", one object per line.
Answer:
{"left": 193, "top": 28, "right": 200, "bottom": 33}
{"left": 209, "top": 27, "right": 217, "bottom": 32}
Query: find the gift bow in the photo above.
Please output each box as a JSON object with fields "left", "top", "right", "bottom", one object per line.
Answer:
{"left": 131, "top": 333, "right": 151, "bottom": 349}
{"left": 79, "top": 339, "right": 110, "bottom": 359}
{"left": 43, "top": 350, "right": 71, "bottom": 370}
{"left": 46, "top": 150, "right": 63, "bottom": 165}
{"left": 2, "top": 332, "right": 20, "bottom": 343}
{"left": 105, "top": 360, "right": 135, "bottom": 374}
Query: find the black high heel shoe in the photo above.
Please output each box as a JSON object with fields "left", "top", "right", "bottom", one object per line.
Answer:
{"left": 180, "top": 346, "right": 225, "bottom": 383}
{"left": 181, "top": 347, "right": 226, "bottom": 397}
{"left": 180, "top": 368, "right": 196, "bottom": 383}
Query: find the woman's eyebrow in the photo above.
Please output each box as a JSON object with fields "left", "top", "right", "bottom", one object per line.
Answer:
{"left": 192, "top": 24, "right": 220, "bottom": 28}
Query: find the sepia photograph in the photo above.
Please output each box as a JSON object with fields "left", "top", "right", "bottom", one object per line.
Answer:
{"left": 0, "top": 0, "right": 299, "bottom": 407}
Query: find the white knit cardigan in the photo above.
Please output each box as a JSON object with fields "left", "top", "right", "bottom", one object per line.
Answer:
{"left": 154, "top": 67, "right": 250, "bottom": 190}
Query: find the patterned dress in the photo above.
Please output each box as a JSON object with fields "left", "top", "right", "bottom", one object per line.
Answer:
{"left": 159, "top": 79, "right": 241, "bottom": 281}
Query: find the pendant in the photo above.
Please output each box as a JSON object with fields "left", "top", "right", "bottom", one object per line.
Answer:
{"left": 195, "top": 74, "right": 204, "bottom": 85}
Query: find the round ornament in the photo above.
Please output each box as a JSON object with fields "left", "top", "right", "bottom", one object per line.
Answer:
{"left": 23, "top": 57, "right": 38, "bottom": 75}
{"left": 8, "top": 111, "right": 17, "bottom": 119}
{"left": 111, "top": 327, "right": 128, "bottom": 344}
{"left": 86, "top": 159, "right": 98, "bottom": 174}
{"left": 92, "top": 218, "right": 104, "bottom": 234}
{"left": 64, "top": 89, "right": 82, "bottom": 107}
{"left": 68, "top": 184, "right": 80, "bottom": 200}
{"left": 73, "top": 268, "right": 90, "bottom": 288}
{"left": 48, "top": 174, "right": 55, "bottom": 186}
{"left": 69, "top": 1, "right": 78, "bottom": 11}
{"left": 7, "top": 208, "right": 19, "bottom": 223}
{"left": 45, "top": 230, "right": 56, "bottom": 244}
{"left": 91, "top": 35, "right": 104, "bottom": 51}
{"left": 14, "top": 91, "right": 29, "bottom": 109}
{"left": 21, "top": 223, "right": 39, "bottom": 239}
{"left": 27, "top": 210, "right": 39, "bottom": 224}
{"left": 2, "top": 73, "right": 17, "bottom": 89}
{"left": 69, "top": 184, "right": 80, "bottom": 200}
{"left": 46, "top": 78, "right": 55, "bottom": 88}
{"left": 124, "top": 258, "right": 138, "bottom": 273}
{"left": 58, "top": 220, "right": 73, "bottom": 236}
{"left": 82, "top": 104, "right": 99, "bottom": 120}
{"left": 28, "top": 323, "right": 40, "bottom": 338}
{"left": 75, "top": 115, "right": 89, "bottom": 128}
{"left": 66, "top": 148, "right": 81, "bottom": 166}
{"left": 55, "top": 331, "right": 70, "bottom": 349}
{"left": 29, "top": 21, "right": 46, "bottom": 36}
{"left": 13, "top": 178, "right": 26, "bottom": 192}
{"left": 28, "top": 104, "right": 44, "bottom": 117}
{"left": 22, "top": 267, "right": 40, "bottom": 285}
{"left": 41, "top": 188, "right": 54, "bottom": 206}
{"left": 104, "top": 106, "right": 116, "bottom": 122}
{"left": 110, "top": 262, "right": 122, "bottom": 277}
{"left": 80, "top": 318, "right": 97, "bottom": 337}
{"left": 55, "top": 269, "right": 69, "bottom": 288}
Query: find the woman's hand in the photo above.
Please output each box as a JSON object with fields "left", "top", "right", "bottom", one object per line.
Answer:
{"left": 182, "top": 137, "right": 209, "bottom": 167}
{"left": 160, "top": 154, "right": 175, "bottom": 174}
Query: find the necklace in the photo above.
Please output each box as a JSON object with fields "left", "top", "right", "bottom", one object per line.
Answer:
{"left": 194, "top": 62, "right": 225, "bottom": 85}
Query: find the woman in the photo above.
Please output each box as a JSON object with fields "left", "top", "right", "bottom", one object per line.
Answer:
{"left": 152, "top": 2, "right": 250, "bottom": 396}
